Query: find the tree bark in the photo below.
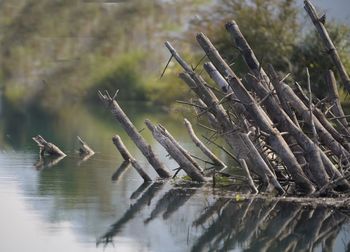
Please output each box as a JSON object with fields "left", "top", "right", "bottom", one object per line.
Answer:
{"left": 112, "top": 135, "right": 152, "bottom": 182}
{"left": 304, "top": 0, "right": 350, "bottom": 93}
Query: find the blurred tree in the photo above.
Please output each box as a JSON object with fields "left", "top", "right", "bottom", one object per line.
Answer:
{"left": 187, "top": 0, "right": 350, "bottom": 101}
{"left": 0, "top": 0, "right": 208, "bottom": 112}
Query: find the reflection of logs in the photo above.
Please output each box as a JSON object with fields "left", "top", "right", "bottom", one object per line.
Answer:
{"left": 193, "top": 198, "right": 230, "bottom": 227}
{"left": 191, "top": 200, "right": 250, "bottom": 252}
{"left": 97, "top": 181, "right": 165, "bottom": 246}
{"left": 191, "top": 199, "right": 348, "bottom": 252}
{"left": 34, "top": 155, "right": 65, "bottom": 170}
{"left": 111, "top": 161, "right": 130, "bottom": 182}
{"left": 245, "top": 202, "right": 301, "bottom": 252}
{"left": 145, "top": 185, "right": 200, "bottom": 224}
{"left": 129, "top": 182, "right": 151, "bottom": 200}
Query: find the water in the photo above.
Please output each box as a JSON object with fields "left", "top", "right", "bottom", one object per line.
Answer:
{"left": 0, "top": 103, "right": 350, "bottom": 252}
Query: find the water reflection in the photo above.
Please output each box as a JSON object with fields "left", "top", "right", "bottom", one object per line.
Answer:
{"left": 34, "top": 155, "right": 65, "bottom": 170}
{"left": 0, "top": 103, "right": 350, "bottom": 251}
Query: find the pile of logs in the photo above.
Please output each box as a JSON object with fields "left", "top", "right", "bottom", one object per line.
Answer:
{"left": 97, "top": 0, "right": 350, "bottom": 196}
{"left": 33, "top": 1, "right": 349, "bottom": 197}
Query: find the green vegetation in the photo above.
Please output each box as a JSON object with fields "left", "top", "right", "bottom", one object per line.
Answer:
{"left": 0, "top": 0, "right": 204, "bottom": 113}
{"left": 188, "top": 0, "right": 350, "bottom": 102}
{"left": 0, "top": 0, "right": 349, "bottom": 115}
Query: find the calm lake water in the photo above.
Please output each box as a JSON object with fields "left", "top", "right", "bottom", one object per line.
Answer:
{"left": 0, "top": 102, "right": 350, "bottom": 252}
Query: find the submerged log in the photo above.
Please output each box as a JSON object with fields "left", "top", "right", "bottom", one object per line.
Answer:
{"left": 304, "top": 0, "right": 350, "bottom": 93}
{"left": 32, "top": 135, "right": 66, "bottom": 157}
{"left": 77, "top": 136, "right": 95, "bottom": 156}
{"left": 112, "top": 135, "right": 151, "bottom": 182}
{"left": 145, "top": 119, "right": 206, "bottom": 182}
{"left": 184, "top": 118, "right": 226, "bottom": 168}
{"left": 98, "top": 91, "right": 171, "bottom": 178}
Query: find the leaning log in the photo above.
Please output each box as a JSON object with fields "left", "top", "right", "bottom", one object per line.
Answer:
{"left": 77, "top": 136, "right": 95, "bottom": 156}
{"left": 325, "top": 70, "right": 350, "bottom": 135}
{"left": 32, "top": 135, "right": 66, "bottom": 157}
{"left": 98, "top": 91, "right": 171, "bottom": 178}
{"left": 145, "top": 119, "right": 206, "bottom": 182}
{"left": 112, "top": 135, "right": 152, "bottom": 182}
{"left": 184, "top": 118, "right": 226, "bottom": 168}
{"left": 304, "top": 0, "right": 350, "bottom": 93}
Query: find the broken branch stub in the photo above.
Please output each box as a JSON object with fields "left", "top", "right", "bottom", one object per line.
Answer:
{"left": 184, "top": 118, "right": 226, "bottom": 168}
{"left": 77, "top": 136, "right": 95, "bottom": 156}
{"left": 98, "top": 91, "right": 171, "bottom": 178}
{"left": 32, "top": 135, "right": 66, "bottom": 157}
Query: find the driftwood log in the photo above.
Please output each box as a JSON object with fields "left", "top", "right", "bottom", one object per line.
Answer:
{"left": 184, "top": 118, "right": 226, "bottom": 168}
{"left": 77, "top": 136, "right": 95, "bottom": 156}
{"left": 145, "top": 119, "right": 206, "bottom": 182}
{"left": 32, "top": 135, "right": 66, "bottom": 157}
{"left": 304, "top": 0, "right": 350, "bottom": 93}
{"left": 112, "top": 135, "right": 152, "bottom": 182}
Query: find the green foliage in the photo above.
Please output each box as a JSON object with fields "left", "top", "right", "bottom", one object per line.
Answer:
{"left": 0, "top": 0, "right": 207, "bottom": 112}
{"left": 188, "top": 0, "right": 350, "bottom": 100}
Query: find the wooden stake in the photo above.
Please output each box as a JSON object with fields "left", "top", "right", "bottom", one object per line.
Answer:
{"left": 112, "top": 135, "right": 152, "bottom": 182}
{"left": 304, "top": 0, "right": 350, "bottom": 93}
{"left": 184, "top": 118, "right": 226, "bottom": 168}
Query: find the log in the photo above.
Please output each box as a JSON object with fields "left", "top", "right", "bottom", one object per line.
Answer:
{"left": 77, "top": 136, "right": 95, "bottom": 155}
{"left": 165, "top": 41, "right": 284, "bottom": 194}
{"left": 184, "top": 118, "right": 226, "bottom": 168}
{"left": 98, "top": 91, "right": 171, "bottom": 178}
{"left": 304, "top": 0, "right": 350, "bottom": 93}
{"left": 157, "top": 123, "right": 203, "bottom": 172}
{"left": 325, "top": 70, "right": 350, "bottom": 135}
{"left": 112, "top": 135, "right": 152, "bottom": 182}
{"left": 145, "top": 119, "right": 206, "bottom": 182}
{"left": 239, "top": 159, "right": 258, "bottom": 194}
{"left": 32, "top": 135, "right": 66, "bottom": 157}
